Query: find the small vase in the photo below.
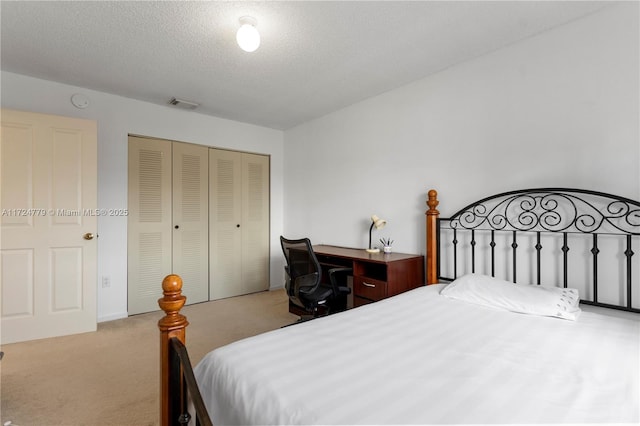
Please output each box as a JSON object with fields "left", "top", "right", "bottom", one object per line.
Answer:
{"left": 383, "top": 246, "right": 392, "bottom": 254}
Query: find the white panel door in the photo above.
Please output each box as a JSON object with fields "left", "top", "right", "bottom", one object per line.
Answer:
{"left": 172, "top": 142, "right": 208, "bottom": 304}
{"left": 1, "top": 109, "right": 97, "bottom": 344}
{"left": 127, "top": 136, "right": 172, "bottom": 315}
{"left": 209, "top": 149, "right": 243, "bottom": 299}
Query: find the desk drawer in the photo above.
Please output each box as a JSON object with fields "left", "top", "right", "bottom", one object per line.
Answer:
{"left": 354, "top": 276, "right": 387, "bottom": 301}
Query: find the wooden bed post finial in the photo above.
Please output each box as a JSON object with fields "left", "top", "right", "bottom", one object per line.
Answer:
{"left": 158, "top": 274, "right": 188, "bottom": 332}
{"left": 426, "top": 189, "right": 440, "bottom": 285}
{"left": 158, "top": 274, "right": 189, "bottom": 426}
{"left": 427, "top": 190, "right": 439, "bottom": 214}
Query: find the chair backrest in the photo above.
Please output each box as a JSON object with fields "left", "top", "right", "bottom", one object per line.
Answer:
{"left": 280, "top": 236, "right": 322, "bottom": 305}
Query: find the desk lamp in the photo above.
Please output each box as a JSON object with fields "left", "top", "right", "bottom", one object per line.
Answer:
{"left": 366, "top": 215, "right": 387, "bottom": 253}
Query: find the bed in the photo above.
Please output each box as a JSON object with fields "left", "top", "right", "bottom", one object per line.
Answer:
{"left": 157, "top": 188, "right": 640, "bottom": 425}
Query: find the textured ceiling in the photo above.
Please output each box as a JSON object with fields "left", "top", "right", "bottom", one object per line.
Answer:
{"left": 1, "top": 1, "right": 611, "bottom": 130}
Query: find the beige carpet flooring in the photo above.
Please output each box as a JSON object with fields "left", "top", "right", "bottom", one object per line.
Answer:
{"left": 1, "top": 289, "right": 296, "bottom": 426}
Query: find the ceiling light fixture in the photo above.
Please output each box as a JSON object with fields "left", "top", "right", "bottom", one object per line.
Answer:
{"left": 236, "top": 16, "right": 260, "bottom": 53}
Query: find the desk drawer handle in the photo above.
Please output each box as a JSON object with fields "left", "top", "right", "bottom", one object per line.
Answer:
{"left": 362, "top": 282, "right": 376, "bottom": 288}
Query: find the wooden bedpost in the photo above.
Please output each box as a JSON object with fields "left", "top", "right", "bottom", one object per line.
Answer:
{"left": 158, "top": 274, "right": 189, "bottom": 426}
{"left": 426, "top": 189, "right": 440, "bottom": 284}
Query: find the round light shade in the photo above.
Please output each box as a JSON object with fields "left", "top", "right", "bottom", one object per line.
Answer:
{"left": 237, "top": 17, "right": 260, "bottom": 52}
{"left": 371, "top": 215, "right": 387, "bottom": 229}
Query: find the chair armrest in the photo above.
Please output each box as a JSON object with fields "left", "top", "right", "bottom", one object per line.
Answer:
{"left": 335, "top": 286, "right": 351, "bottom": 294}
{"left": 328, "top": 267, "right": 352, "bottom": 275}
{"left": 328, "top": 267, "right": 352, "bottom": 294}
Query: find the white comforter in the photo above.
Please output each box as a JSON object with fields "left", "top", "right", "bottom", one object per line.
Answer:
{"left": 194, "top": 284, "right": 639, "bottom": 425}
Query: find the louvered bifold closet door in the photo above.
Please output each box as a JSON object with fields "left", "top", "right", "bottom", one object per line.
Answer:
{"left": 172, "top": 142, "right": 208, "bottom": 304}
{"left": 241, "top": 153, "right": 269, "bottom": 294}
{"left": 209, "top": 149, "right": 269, "bottom": 299}
{"left": 128, "top": 136, "right": 172, "bottom": 315}
{"left": 209, "top": 149, "right": 243, "bottom": 299}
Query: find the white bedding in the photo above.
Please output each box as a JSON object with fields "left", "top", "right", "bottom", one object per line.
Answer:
{"left": 194, "top": 284, "right": 640, "bottom": 425}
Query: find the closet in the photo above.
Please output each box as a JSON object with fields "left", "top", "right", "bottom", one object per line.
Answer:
{"left": 209, "top": 149, "right": 270, "bottom": 299}
{"left": 128, "top": 136, "right": 209, "bottom": 314}
{"left": 127, "top": 136, "right": 269, "bottom": 315}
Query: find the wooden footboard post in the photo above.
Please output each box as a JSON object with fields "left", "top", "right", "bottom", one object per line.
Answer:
{"left": 426, "top": 189, "right": 440, "bottom": 284}
{"left": 158, "top": 274, "right": 189, "bottom": 426}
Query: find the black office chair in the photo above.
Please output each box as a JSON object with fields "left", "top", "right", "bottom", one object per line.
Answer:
{"left": 280, "top": 236, "right": 351, "bottom": 320}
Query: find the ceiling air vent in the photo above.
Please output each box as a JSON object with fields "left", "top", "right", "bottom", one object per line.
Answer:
{"left": 168, "top": 97, "right": 200, "bottom": 110}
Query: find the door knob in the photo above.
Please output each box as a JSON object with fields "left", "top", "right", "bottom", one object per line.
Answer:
{"left": 83, "top": 233, "right": 94, "bottom": 240}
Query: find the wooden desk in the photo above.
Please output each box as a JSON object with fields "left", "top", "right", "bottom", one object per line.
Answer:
{"left": 311, "top": 245, "right": 425, "bottom": 308}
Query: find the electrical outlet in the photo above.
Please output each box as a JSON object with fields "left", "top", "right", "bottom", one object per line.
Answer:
{"left": 102, "top": 276, "right": 111, "bottom": 288}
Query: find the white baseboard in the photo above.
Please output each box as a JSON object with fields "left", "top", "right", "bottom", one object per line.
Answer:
{"left": 98, "top": 311, "right": 128, "bottom": 323}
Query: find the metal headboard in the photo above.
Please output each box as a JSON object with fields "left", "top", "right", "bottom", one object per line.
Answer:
{"left": 436, "top": 188, "right": 640, "bottom": 313}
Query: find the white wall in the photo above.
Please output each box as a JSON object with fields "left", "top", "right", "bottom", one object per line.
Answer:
{"left": 283, "top": 4, "right": 639, "bottom": 256}
{"left": 1, "top": 72, "right": 285, "bottom": 322}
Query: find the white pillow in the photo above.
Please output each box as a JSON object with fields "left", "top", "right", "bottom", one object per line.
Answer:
{"left": 440, "top": 274, "right": 581, "bottom": 321}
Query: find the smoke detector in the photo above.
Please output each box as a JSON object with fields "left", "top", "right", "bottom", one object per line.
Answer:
{"left": 168, "top": 97, "right": 200, "bottom": 110}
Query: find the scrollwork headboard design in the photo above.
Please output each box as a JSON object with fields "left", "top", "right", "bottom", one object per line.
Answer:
{"left": 449, "top": 188, "right": 640, "bottom": 235}
{"left": 434, "top": 188, "right": 640, "bottom": 313}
